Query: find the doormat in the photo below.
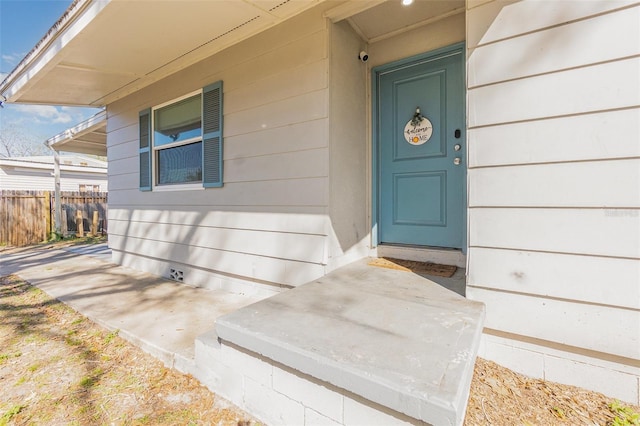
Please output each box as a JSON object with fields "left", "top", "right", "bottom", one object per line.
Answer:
{"left": 368, "top": 257, "right": 457, "bottom": 278}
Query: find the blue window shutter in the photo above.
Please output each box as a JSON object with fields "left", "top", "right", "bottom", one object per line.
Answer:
{"left": 139, "top": 108, "right": 152, "bottom": 191}
{"left": 202, "top": 81, "right": 223, "bottom": 188}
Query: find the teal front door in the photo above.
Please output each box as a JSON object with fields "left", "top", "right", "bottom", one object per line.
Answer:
{"left": 375, "top": 46, "right": 465, "bottom": 249}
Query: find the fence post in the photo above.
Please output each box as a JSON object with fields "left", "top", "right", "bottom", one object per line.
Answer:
{"left": 44, "top": 191, "right": 51, "bottom": 241}
{"left": 91, "top": 211, "right": 99, "bottom": 236}
{"left": 76, "top": 210, "right": 84, "bottom": 237}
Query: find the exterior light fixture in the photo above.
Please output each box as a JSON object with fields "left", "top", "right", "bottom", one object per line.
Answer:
{"left": 402, "top": 0, "right": 414, "bottom": 5}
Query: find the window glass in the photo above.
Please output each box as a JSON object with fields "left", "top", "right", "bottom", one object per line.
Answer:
{"left": 157, "top": 142, "right": 202, "bottom": 185}
{"left": 154, "top": 94, "right": 201, "bottom": 146}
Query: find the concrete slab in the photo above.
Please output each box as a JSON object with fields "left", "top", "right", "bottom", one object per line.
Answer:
{"left": 0, "top": 245, "right": 263, "bottom": 367}
{"left": 216, "top": 259, "right": 485, "bottom": 426}
{"left": 63, "top": 242, "right": 112, "bottom": 262}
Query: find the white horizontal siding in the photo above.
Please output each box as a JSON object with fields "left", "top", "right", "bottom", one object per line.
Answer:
{"left": 468, "top": 286, "right": 640, "bottom": 361}
{"left": 105, "top": 6, "right": 331, "bottom": 288}
{"left": 468, "top": 108, "right": 640, "bottom": 167}
{"left": 107, "top": 157, "right": 137, "bottom": 184}
{"left": 469, "top": 5, "right": 640, "bottom": 87}
{"left": 108, "top": 177, "right": 328, "bottom": 207}
{"left": 225, "top": 58, "right": 328, "bottom": 114}
{"left": 0, "top": 168, "right": 107, "bottom": 191}
{"left": 226, "top": 118, "right": 327, "bottom": 160}
{"left": 59, "top": 173, "right": 107, "bottom": 192}
{"left": 469, "top": 207, "right": 640, "bottom": 259}
{"left": 109, "top": 234, "right": 325, "bottom": 286}
{"left": 467, "top": 0, "right": 640, "bottom": 393}
{"left": 106, "top": 124, "right": 138, "bottom": 158}
{"left": 467, "top": 0, "right": 637, "bottom": 48}
{"left": 212, "top": 26, "right": 328, "bottom": 94}
{"left": 107, "top": 172, "right": 136, "bottom": 192}
{"left": 225, "top": 148, "right": 328, "bottom": 183}
{"left": 108, "top": 205, "right": 327, "bottom": 235}
{"left": 108, "top": 220, "right": 325, "bottom": 264}
{"left": 468, "top": 247, "right": 640, "bottom": 309}
{"left": 469, "top": 159, "right": 640, "bottom": 207}
{"left": 469, "top": 56, "right": 640, "bottom": 127}
{"left": 225, "top": 90, "right": 328, "bottom": 137}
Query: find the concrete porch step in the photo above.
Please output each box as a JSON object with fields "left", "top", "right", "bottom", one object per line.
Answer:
{"left": 209, "top": 258, "right": 485, "bottom": 426}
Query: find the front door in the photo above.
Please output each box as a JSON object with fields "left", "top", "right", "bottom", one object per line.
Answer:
{"left": 375, "top": 46, "right": 465, "bottom": 249}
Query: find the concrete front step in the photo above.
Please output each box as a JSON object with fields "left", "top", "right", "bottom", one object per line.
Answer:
{"left": 199, "top": 259, "right": 484, "bottom": 426}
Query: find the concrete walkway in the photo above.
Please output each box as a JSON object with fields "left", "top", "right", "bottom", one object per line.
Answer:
{"left": 0, "top": 243, "right": 263, "bottom": 369}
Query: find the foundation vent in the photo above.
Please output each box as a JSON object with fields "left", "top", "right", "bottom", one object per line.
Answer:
{"left": 169, "top": 268, "right": 184, "bottom": 282}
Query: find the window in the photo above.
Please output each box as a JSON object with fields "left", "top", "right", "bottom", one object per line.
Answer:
{"left": 139, "top": 81, "right": 223, "bottom": 191}
{"left": 79, "top": 184, "right": 100, "bottom": 192}
{"left": 154, "top": 93, "right": 202, "bottom": 185}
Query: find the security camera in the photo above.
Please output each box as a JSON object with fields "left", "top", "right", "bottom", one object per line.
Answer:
{"left": 358, "top": 51, "right": 369, "bottom": 62}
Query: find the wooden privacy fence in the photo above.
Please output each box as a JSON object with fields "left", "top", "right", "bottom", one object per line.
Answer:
{"left": 0, "top": 190, "right": 108, "bottom": 247}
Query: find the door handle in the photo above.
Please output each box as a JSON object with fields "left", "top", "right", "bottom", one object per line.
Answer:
{"left": 453, "top": 157, "right": 461, "bottom": 166}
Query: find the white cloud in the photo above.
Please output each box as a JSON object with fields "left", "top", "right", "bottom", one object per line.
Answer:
{"left": 60, "top": 105, "right": 86, "bottom": 122}
{"left": 12, "top": 104, "right": 73, "bottom": 124}
{"left": 2, "top": 52, "right": 27, "bottom": 66}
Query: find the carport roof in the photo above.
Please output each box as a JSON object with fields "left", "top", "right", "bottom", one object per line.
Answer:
{"left": 45, "top": 109, "right": 106, "bottom": 156}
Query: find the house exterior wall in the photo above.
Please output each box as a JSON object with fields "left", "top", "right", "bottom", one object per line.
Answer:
{"left": 102, "top": 0, "right": 639, "bottom": 404}
{"left": 106, "top": 5, "right": 364, "bottom": 294}
{"left": 0, "top": 166, "right": 107, "bottom": 192}
{"left": 466, "top": 0, "right": 640, "bottom": 403}
{"left": 327, "top": 20, "right": 369, "bottom": 270}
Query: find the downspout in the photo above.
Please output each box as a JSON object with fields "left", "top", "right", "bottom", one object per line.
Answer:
{"left": 44, "top": 140, "right": 62, "bottom": 236}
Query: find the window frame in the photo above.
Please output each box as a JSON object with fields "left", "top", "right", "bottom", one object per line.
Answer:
{"left": 139, "top": 80, "right": 223, "bottom": 192}
{"left": 151, "top": 89, "right": 203, "bottom": 190}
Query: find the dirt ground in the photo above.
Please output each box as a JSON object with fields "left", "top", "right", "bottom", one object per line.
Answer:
{"left": 1, "top": 273, "right": 638, "bottom": 426}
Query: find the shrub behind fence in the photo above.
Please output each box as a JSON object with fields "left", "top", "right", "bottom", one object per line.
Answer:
{"left": 0, "top": 190, "right": 108, "bottom": 247}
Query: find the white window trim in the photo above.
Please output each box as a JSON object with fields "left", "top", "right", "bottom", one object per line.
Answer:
{"left": 151, "top": 89, "right": 203, "bottom": 189}
{"left": 153, "top": 89, "right": 201, "bottom": 110}
{"left": 153, "top": 182, "right": 204, "bottom": 192}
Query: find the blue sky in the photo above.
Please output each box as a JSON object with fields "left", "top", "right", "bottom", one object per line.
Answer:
{"left": 0, "top": 0, "right": 100, "bottom": 154}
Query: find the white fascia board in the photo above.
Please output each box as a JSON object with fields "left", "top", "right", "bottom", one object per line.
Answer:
{"left": 59, "top": 165, "right": 107, "bottom": 174}
{"left": 0, "top": 159, "right": 52, "bottom": 169}
{"left": 0, "top": 0, "right": 111, "bottom": 104}
{"left": 0, "top": 159, "right": 105, "bottom": 173}
{"left": 46, "top": 109, "right": 107, "bottom": 149}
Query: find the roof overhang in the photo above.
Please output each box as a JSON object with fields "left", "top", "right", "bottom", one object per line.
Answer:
{"left": 1, "top": 0, "right": 349, "bottom": 107}
{"left": 45, "top": 109, "right": 107, "bottom": 156}
{"left": 0, "top": 0, "right": 459, "bottom": 109}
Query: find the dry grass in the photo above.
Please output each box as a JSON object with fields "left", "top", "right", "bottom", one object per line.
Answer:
{"left": 465, "top": 357, "right": 639, "bottom": 425}
{"left": 0, "top": 275, "right": 258, "bottom": 426}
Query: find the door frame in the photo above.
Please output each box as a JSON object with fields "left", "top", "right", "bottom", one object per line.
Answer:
{"left": 371, "top": 42, "right": 467, "bottom": 251}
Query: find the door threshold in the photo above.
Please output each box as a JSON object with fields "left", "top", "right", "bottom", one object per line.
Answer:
{"left": 376, "top": 244, "right": 466, "bottom": 268}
